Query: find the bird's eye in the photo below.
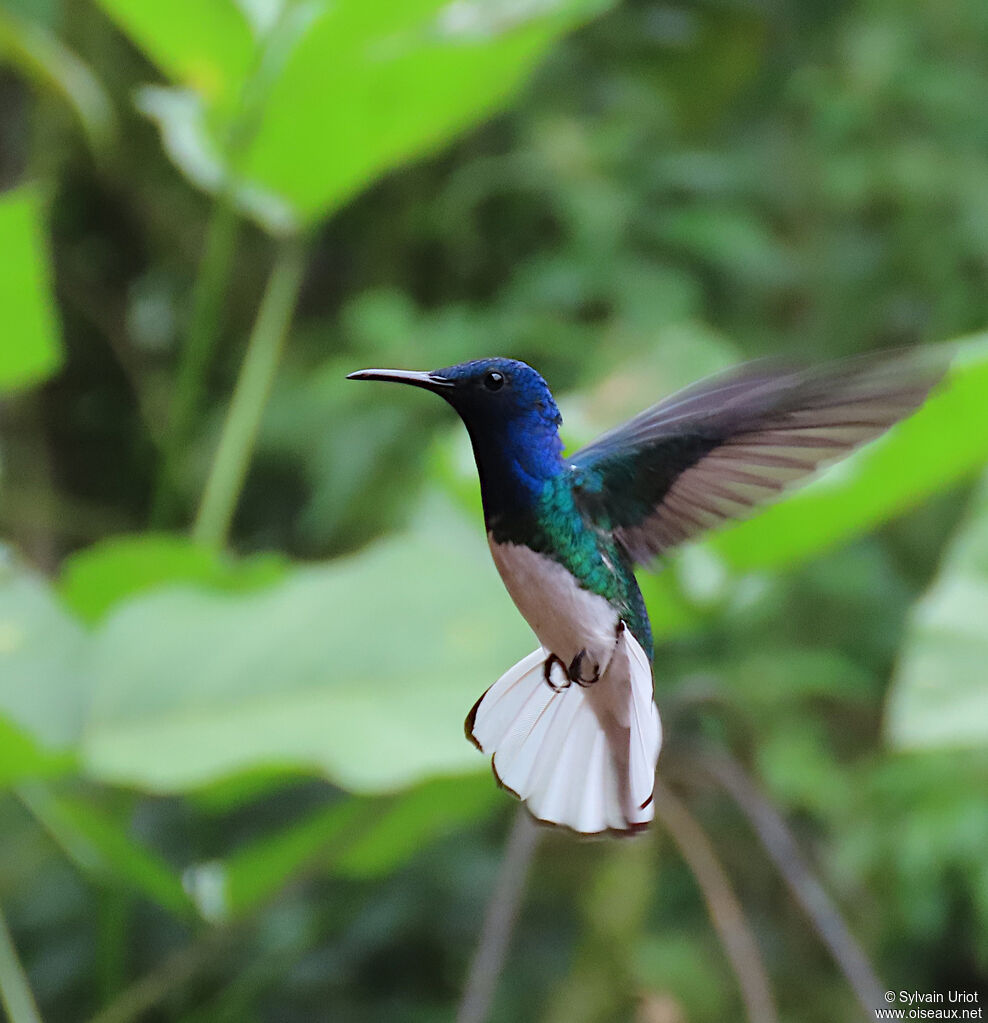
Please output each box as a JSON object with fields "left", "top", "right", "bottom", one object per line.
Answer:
{"left": 484, "top": 371, "right": 505, "bottom": 392}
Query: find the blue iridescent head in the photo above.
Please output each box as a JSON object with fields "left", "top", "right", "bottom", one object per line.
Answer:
{"left": 431, "top": 356, "right": 560, "bottom": 428}
{"left": 347, "top": 357, "right": 566, "bottom": 522}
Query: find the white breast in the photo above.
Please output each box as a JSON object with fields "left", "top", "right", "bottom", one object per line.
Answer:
{"left": 487, "top": 537, "right": 621, "bottom": 673}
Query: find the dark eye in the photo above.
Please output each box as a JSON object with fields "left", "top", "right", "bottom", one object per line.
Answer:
{"left": 483, "top": 370, "right": 505, "bottom": 391}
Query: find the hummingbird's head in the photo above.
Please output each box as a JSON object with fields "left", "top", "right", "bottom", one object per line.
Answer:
{"left": 347, "top": 357, "right": 565, "bottom": 506}
{"left": 347, "top": 357, "right": 561, "bottom": 435}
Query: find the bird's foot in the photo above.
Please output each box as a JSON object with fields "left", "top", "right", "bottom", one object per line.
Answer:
{"left": 569, "top": 648, "right": 601, "bottom": 688}
{"left": 543, "top": 653, "right": 571, "bottom": 692}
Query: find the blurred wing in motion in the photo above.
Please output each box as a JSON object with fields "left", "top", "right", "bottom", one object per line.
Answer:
{"left": 570, "top": 348, "right": 948, "bottom": 564}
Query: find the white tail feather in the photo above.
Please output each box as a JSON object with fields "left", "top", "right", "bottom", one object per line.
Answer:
{"left": 466, "top": 627, "right": 662, "bottom": 834}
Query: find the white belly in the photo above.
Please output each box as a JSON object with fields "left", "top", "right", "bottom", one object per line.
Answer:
{"left": 488, "top": 537, "right": 621, "bottom": 675}
{"left": 474, "top": 538, "right": 661, "bottom": 833}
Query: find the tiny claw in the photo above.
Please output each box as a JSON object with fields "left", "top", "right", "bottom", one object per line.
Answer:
{"left": 569, "top": 648, "right": 601, "bottom": 687}
{"left": 543, "top": 653, "right": 570, "bottom": 692}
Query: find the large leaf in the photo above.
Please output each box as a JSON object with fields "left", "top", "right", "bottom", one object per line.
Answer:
{"left": 16, "top": 783, "right": 194, "bottom": 917}
{"left": 82, "top": 499, "right": 530, "bottom": 792}
{"left": 0, "top": 561, "right": 89, "bottom": 752}
{"left": 217, "top": 798, "right": 372, "bottom": 919}
{"left": 200, "top": 775, "right": 497, "bottom": 919}
{"left": 333, "top": 773, "right": 498, "bottom": 878}
{"left": 0, "top": 718, "right": 74, "bottom": 786}
{"left": 59, "top": 533, "right": 287, "bottom": 623}
{"left": 0, "top": 185, "right": 63, "bottom": 390}
{"left": 885, "top": 472, "right": 988, "bottom": 750}
{"left": 95, "top": 0, "right": 613, "bottom": 228}
{"left": 91, "top": 0, "right": 255, "bottom": 107}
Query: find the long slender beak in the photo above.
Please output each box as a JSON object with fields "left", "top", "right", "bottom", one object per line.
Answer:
{"left": 346, "top": 368, "right": 454, "bottom": 392}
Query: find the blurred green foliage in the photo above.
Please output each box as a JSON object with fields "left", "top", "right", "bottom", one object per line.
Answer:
{"left": 0, "top": 186, "right": 63, "bottom": 390}
{"left": 0, "top": 0, "right": 986, "bottom": 1021}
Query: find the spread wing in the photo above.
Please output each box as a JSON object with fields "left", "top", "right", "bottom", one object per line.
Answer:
{"left": 570, "top": 348, "right": 947, "bottom": 565}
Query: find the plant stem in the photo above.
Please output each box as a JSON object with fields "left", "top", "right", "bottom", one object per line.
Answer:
{"left": 652, "top": 779, "right": 778, "bottom": 1023}
{"left": 0, "top": 903, "right": 43, "bottom": 1023}
{"left": 96, "top": 891, "right": 130, "bottom": 1008}
{"left": 88, "top": 928, "right": 237, "bottom": 1023}
{"left": 152, "top": 198, "right": 241, "bottom": 526}
{"left": 172, "top": 196, "right": 242, "bottom": 437}
{"left": 456, "top": 809, "right": 540, "bottom": 1023}
{"left": 193, "top": 238, "right": 307, "bottom": 550}
{"left": 698, "top": 753, "right": 885, "bottom": 1021}
{"left": 151, "top": 2, "right": 308, "bottom": 526}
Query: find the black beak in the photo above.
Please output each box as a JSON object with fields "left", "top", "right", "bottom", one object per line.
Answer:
{"left": 346, "top": 368, "right": 454, "bottom": 393}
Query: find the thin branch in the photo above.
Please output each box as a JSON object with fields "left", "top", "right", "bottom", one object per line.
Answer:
{"left": 87, "top": 928, "right": 235, "bottom": 1023}
{"left": 0, "top": 901, "right": 44, "bottom": 1023}
{"left": 652, "top": 779, "right": 778, "bottom": 1023}
{"left": 698, "top": 752, "right": 885, "bottom": 1020}
{"left": 152, "top": 5, "right": 315, "bottom": 527}
{"left": 152, "top": 197, "right": 242, "bottom": 525}
{"left": 193, "top": 237, "right": 307, "bottom": 550}
{"left": 456, "top": 809, "right": 541, "bottom": 1023}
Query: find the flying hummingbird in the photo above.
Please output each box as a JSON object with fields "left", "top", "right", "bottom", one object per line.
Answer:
{"left": 347, "top": 351, "right": 943, "bottom": 834}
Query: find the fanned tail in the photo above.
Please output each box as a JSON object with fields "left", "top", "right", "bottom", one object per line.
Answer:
{"left": 465, "top": 627, "right": 661, "bottom": 835}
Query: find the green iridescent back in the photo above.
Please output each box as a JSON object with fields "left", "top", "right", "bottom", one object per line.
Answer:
{"left": 526, "top": 474, "right": 654, "bottom": 660}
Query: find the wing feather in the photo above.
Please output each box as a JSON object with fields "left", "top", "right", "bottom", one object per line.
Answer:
{"left": 571, "top": 348, "right": 947, "bottom": 564}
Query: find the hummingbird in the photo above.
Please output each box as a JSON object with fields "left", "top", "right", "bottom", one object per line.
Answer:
{"left": 347, "top": 351, "right": 943, "bottom": 834}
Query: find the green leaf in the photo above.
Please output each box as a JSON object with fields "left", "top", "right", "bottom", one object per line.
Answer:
{"left": 218, "top": 798, "right": 371, "bottom": 919}
{"left": 0, "top": 718, "right": 74, "bottom": 787}
{"left": 216, "top": 775, "right": 497, "bottom": 918}
{"left": 187, "top": 766, "right": 317, "bottom": 813}
{"left": 134, "top": 85, "right": 298, "bottom": 233}
{"left": 0, "top": 186, "right": 63, "bottom": 391}
{"left": 15, "top": 783, "right": 193, "bottom": 917}
{"left": 96, "top": 0, "right": 614, "bottom": 228}
{"left": 885, "top": 472, "right": 988, "bottom": 750}
{"left": 91, "top": 0, "right": 255, "bottom": 107}
{"left": 59, "top": 534, "right": 287, "bottom": 624}
{"left": 334, "top": 773, "right": 498, "bottom": 879}
{"left": 82, "top": 499, "right": 530, "bottom": 792}
{"left": 705, "top": 336, "right": 988, "bottom": 572}
{"left": 637, "top": 570, "right": 702, "bottom": 642}
{"left": 242, "top": 0, "right": 611, "bottom": 224}
{"left": 756, "top": 719, "right": 851, "bottom": 816}
{"left": 0, "top": 561, "right": 89, "bottom": 751}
